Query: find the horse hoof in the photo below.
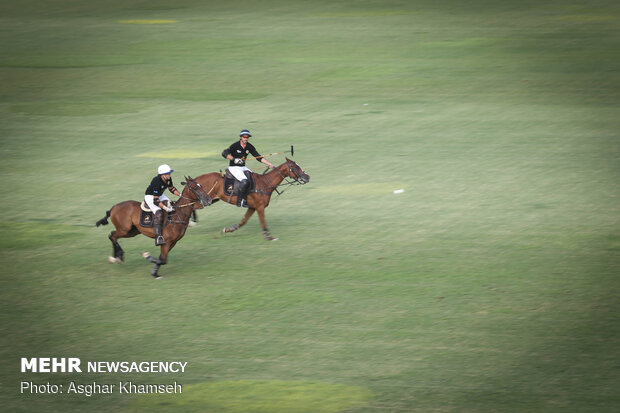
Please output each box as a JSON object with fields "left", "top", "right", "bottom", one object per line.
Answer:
{"left": 188, "top": 221, "right": 197, "bottom": 227}
{"left": 268, "top": 237, "right": 279, "bottom": 241}
{"left": 108, "top": 256, "right": 121, "bottom": 263}
{"left": 221, "top": 227, "right": 227, "bottom": 234}
{"left": 141, "top": 251, "right": 151, "bottom": 258}
{"left": 152, "top": 275, "right": 163, "bottom": 279}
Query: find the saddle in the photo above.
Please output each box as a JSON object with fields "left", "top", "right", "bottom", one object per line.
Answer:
{"left": 139, "top": 201, "right": 172, "bottom": 228}
{"left": 223, "top": 169, "right": 255, "bottom": 196}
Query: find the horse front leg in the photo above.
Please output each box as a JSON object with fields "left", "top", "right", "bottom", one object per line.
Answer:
{"left": 222, "top": 208, "right": 255, "bottom": 234}
{"left": 142, "top": 244, "right": 170, "bottom": 279}
{"left": 256, "top": 207, "right": 277, "bottom": 241}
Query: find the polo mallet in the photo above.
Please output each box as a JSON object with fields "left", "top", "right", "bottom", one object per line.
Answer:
{"left": 245, "top": 145, "right": 294, "bottom": 161}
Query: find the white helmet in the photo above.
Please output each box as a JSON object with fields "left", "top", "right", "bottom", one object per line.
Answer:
{"left": 157, "top": 164, "right": 174, "bottom": 175}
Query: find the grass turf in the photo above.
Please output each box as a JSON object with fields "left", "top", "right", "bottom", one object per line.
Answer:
{"left": 1, "top": 0, "right": 619, "bottom": 412}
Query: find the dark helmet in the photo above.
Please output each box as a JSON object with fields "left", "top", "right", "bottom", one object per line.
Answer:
{"left": 239, "top": 129, "right": 252, "bottom": 137}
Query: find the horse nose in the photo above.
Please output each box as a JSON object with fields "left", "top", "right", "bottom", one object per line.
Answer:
{"left": 302, "top": 174, "right": 310, "bottom": 183}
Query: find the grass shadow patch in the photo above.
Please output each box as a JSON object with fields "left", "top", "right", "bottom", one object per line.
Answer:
{"left": 0, "top": 222, "right": 86, "bottom": 250}
{"left": 10, "top": 102, "right": 148, "bottom": 116}
{"left": 129, "top": 380, "right": 372, "bottom": 413}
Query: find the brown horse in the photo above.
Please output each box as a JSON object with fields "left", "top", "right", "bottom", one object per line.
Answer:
{"left": 195, "top": 157, "right": 309, "bottom": 240}
{"left": 95, "top": 176, "right": 212, "bottom": 278}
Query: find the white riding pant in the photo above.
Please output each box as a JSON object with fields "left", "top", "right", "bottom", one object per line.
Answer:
{"left": 144, "top": 194, "right": 170, "bottom": 213}
{"left": 228, "top": 166, "right": 251, "bottom": 181}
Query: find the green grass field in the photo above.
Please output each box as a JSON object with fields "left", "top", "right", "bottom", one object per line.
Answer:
{"left": 1, "top": 1, "right": 619, "bottom": 412}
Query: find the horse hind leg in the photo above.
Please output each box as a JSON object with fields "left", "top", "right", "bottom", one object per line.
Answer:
{"left": 108, "top": 226, "right": 140, "bottom": 263}
{"left": 108, "top": 232, "right": 125, "bottom": 263}
{"left": 188, "top": 210, "right": 198, "bottom": 227}
{"left": 222, "top": 208, "right": 255, "bottom": 234}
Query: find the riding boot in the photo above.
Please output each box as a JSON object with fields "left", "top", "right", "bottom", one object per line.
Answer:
{"left": 236, "top": 179, "right": 249, "bottom": 208}
{"left": 154, "top": 210, "right": 166, "bottom": 245}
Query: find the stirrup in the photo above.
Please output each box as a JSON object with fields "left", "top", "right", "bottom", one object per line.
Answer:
{"left": 156, "top": 236, "right": 166, "bottom": 246}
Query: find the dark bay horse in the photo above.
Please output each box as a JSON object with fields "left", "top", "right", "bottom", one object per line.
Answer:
{"left": 195, "top": 157, "right": 309, "bottom": 241}
{"left": 95, "top": 176, "right": 212, "bottom": 278}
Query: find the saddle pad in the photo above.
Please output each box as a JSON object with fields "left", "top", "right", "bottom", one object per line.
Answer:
{"left": 223, "top": 169, "right": 255, "bottom": 196}
{"left": 140, "top": 209, "right": 154, "bottom": 227}
{"left": 139, "top": 210, "right": 172, "bottom": 228}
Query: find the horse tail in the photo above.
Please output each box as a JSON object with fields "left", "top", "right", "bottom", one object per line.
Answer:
{"left": 95, "top": 209, "right": 112, "bottom": 227}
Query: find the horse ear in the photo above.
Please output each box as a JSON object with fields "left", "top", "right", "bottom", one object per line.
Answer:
{"left": 285, "top": 157, "right": 292, "bottom": 162}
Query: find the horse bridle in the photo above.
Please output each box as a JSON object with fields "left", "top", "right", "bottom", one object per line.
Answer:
{"left": 266, "top": 160, "right": 308, "bottom": 196}
{"left": 176, "top": 179, "right": 210, "bottom": 209}
{"left": 166, "top": 179, "right": 209, "bottom": 225}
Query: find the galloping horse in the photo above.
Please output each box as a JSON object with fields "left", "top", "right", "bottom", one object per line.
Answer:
{"left": 195, "top": 157, "right": 309, "bottom": 240}
{"left": 95, "top": 176, "right": 212, "bottom": 278}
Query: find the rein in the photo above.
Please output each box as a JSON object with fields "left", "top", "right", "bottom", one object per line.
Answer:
{"left": 175, "top": 199, "right": 201, "bottom": 208}
{"left": 168, "top": 181, "right": 208, "bottom": 225}
{"left": 167, "top": 198, "right": 195, "bottom": 225}
{"left": 258, "top": 163, "right": 306, "bottom": 197}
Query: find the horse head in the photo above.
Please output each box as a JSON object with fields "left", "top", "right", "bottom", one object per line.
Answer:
{"left": 181, "top": 176, "right": 213, "bottom": 207}
{"left": 285, "top": 157, "right": 310, "bottom": 184}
